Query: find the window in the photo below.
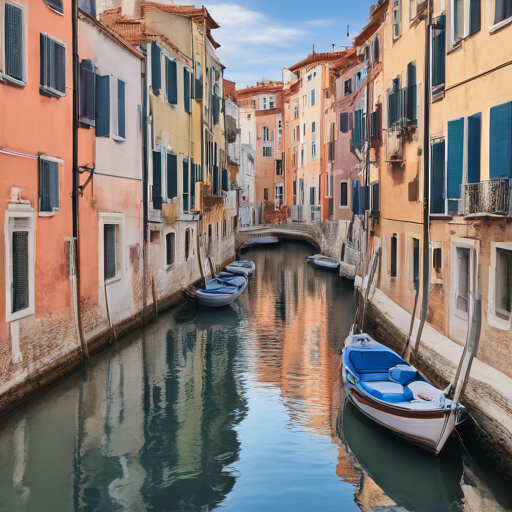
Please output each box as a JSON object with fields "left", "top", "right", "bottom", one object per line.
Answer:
{"left": 113, "top": 78, "right": 126, "bottom": 140}
{"left": 223, "top": 219, "right": 227, "bottom": 238}
{"left": 96, "top": 75, "right": 110, "bottom": 137}
{"left": 312, "top": 121, "right": 316, "bottom": 133}
{"left": 252, "top": 99, "right": 256, "bottom": 108}
{"left": 340, "top": 112, "right": 351, "bottom": 133}
{"left": 262, "top": 97, "right": 267, "bottom": 110}
{"left": 104, "top": 224, "right": 118, "bottom": 281}
{"left": 183, "top": 158, "right": 190, "bottom": 212}
{"left": 79, "top": 60, "right": 95, "bottom": 126}
{"left": 195, "top": 60, "right": 203, "bottom": 99}
{"left": 496, "top": 248, "right": 512, "bottom": 319}
{"left": 263, "top": 147, "right": 272, "bottom": 157}
{"left": 309, "top": 187, "right": 316, "bottom": 206}
{"left": 295, "top": 126, "right": 300, "bottom": 141}
{"left": 433, "top": 247, "right": 443, "bottom": 275}
{"left": 311, "top": 89, "right": 316, "bottom": 106}
{"left": 431, "top": 140, "right": 446, "bottom": 214}
{"left": 275, "top": 184, "right": 284, "bottom": 204}
{"left": 39, "top": 157, "right": 60, "bottom": 214}
{"left": 301, "top": 146, "right": 306, "bottom": 166}
{"left": 185, "top": 228, "right": 191, "bottom": 261}
{"left": 393, "top": 0, "right": 402, "bottom": 39}
{"left": 294, "top": 99, "right": 299, "bottom": 119}
{"left": 278, "top": 120, "right": 283, "bottom": 142}
{"left": 412, "top": 238, "right": 420, "bottom": 290}
{"left": 166, "top": 232, "right": 175, "bottom": 267}
{"left": 447, "top": 117, "right": 464, "bottom": 214}
{"left": 12, "top": 230, "right": 29, "bottom": 314}
{"left": 372, "top": 36, "right": 380, "bottom": 63}
{"left": 165, "top": 57, "right": 178, "bottom": 104}
{"left": 311, "top": 140, "right": 317, "bottom": 159}
{"left": 40, "top": 34, "right": 66, "bottom": 97}
{"left": 494, "top": 0, "right": 512, "bottom": 25}
{"left": 43, "top": 0, "right": 63, "bottom": 14}
{"left": 390, "top": 234, "right": 398, "bottom": 277}
{"left": 152, "top": 151, "right": 163, "bottom": 210}
{"left": 184, "top": 68, "right": 192, "bottom": 114}
{"left": 303, "top": 124, "right": 306, "bottom": 137}
{"left": 3, "top": 3, "right": 25, "bottom": 84}
{"left": 340, "top": 181, "right": 349, "bottom": 208}
{"left": 451, "top": 0, "right": 481, "bottom": 43}
{"left": 269, "top": 96, "right": 276, "bottom": 109}
{"left": 325, "top": 88, "right": 329, "bottom": 99}
{"left": 276, "top": 160, "right": 283, "bottom": 175}
{"left": 263, "top": 126, "right": 270, "bottom": 141}
{"left": 455, "top": 247, "right": 470, "bottom": 313}
{"left": 303, "top": 94, "right": 308, "bottom": 109}
{"left": 264, "top": 188, "right": 269, "bottom": 201}
{"left": 432, "top": 16, "right": 446, "bottom": 91}
{"left": 344, "top": 79, "right": 352, "bottom": 96}
{"left": 308, "top": 74, "right": 312, "bottom": 82}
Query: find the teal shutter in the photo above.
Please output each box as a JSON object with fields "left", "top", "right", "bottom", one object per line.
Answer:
{"left": 447, "top": 118, "right": 464, "bottom": 214}
{"left": 184, "top": 69, "right": 191, "bottom": 114}
{"left": 167, "top": 153, "right": 178, "bottom": 199}
{"left": 166, "top": 58, "right": 177, "bottom": 105}
{"left": 117, "top": 80, "right": 126, "bottom": 138}
{"left": 95, "top": 75, "right": 110, "bottom": 137}
{"left": 467, "top": 113, "right": 481, "bottom": 183}
{"left": 183, "top": 160, "right": 189, "bottom": 194}
{"left": 5, "top": 4, "right": 23, "bottom": 81}
{"left": 151, "top": 43, "right": 161, "bottom": 95}
{"left": 222, "top": 169, "right": 229, "bottom": 192}
{"left": 469, "top": 0, "right": 481, "bottom": 35}
{"left": 152, "top": 151, "right": 162, "bottom": 210}
{"left": 431, "top": 140, "right": 446, "bottom": 214}
{"left": 195, "top": 61, "right": 203, "bottom": 99}
{"left": 490, "top": 102, "right": 512, "bottom": 179}
{"left": 432, "top": 18, "right": 446, "bottom": 87}
{"left": 354, "top": 110, "right": 363, "bottom": 143}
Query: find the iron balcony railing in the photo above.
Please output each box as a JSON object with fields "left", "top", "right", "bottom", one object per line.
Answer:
{"left": 462, "top": 178, "right": 510, "bottom": 216}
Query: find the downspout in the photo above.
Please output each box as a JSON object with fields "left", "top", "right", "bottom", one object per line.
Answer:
{"left": 141, "top": 46, "right": 149, "bottom": 324}
{"left": 411, "top": 0, "right": 433, "bottom": 359}
{"left": 72, "top": 0, "right": 89, "bottom": 360}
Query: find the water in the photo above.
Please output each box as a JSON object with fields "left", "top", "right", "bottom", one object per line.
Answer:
{"left": 0, "top": 241, "right": 511, "bottom": 512}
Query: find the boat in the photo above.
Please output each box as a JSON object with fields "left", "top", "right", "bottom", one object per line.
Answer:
{"left": 342, "top": 333, "right": 464, "bottom": 456}
{"left": 307, "top": 254, "right": 340, "bottom": 271}
{"left": 195, "top": 276, "right": 247, "bottom": 308}
{"left": 225, "top": 260, "right": 256, "bottom": 277}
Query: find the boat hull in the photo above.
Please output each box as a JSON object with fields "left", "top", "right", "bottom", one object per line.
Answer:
{"left": 196, "top": 279, "right": 247, "bottom": 308}
{"left": 307, "top": 255, "right": 340, "bottom": 272}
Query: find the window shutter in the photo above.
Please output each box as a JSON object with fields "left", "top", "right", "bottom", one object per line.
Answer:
{"left": 184, "top": 69, "right": 191, "bottom": 114}
{"left": 117, "top": 80, "right": 126, "bottom": 139}
{"left": 222, "top": 169, "right": 229, "bottom": 192}
{"left": 104, "top": 226, "right": 116, "bottom": 280}
{"left": 79, "top": 60, "right": 96, "bottom": 123}
{"left": 167, "top": 58, "right": 177, "bottom": 105}
{"left": 183, "top": 159, "right": 189, "bottom": 194}
{"left": 390, "top": 236, "right": 398, "bottom": 277}
{"left": 5, "top": 4, "right": 23, "bottom": 81}
{"left": 55, "top": 41, "right": 65, "bottom": 93}
{"left": 95, "top": 75, "right": 110, "bottom": 137}
{"left": 151, "top": 43, "right": 161, "bottom": 95}
{"left": 152, "top": 151, "right": 162, "bottom": 210}
{"left": 406, "top": 61, "right": 417, "bottom": 123}
{"left": 190, "top": 161, "right": 196, "bottom": 201}
{"left": 40, "top": 160, "right": 50, "bottom": 212}
{"left": 167, "top": 153, "right": 178, "bottom": 199}
{"left": 352, "top": 181, "right": 360, "bottom": 215}
{"left": 340, "top": 112, "right": 350, "bottom": 133}
{"left": 490, "top": 102, "right": 512, "bottom": 179}
{"left": 49, "top": 162, "right": 59, "bottom": 210}
{"left": 40, "top": 35, "right": 65, "bottom": 94}
{"left": 447, "top": 118, "right": 464, "bottom": 214}
{"left": 43, "top": 0, "right": 64, "bottom": 13}
{"left": 467, "top": 113, "right": 481, "bottom": 183}
{"left": 430, "top": 140, "right": 446, "bottom": 214}
{"left": 213, "top": 165, "right": 219, "bottom": 195}
{"left": 432, "top": 18, "right": 446, "bottom": 87}
{"left": 12, "top": 232, "right": 29, "bottom": 313}
{"left": 354, "top": 110, "right": 363, "bottom": 143}
{"left": 469, "top": 0, "right": 481, "bottom": 35}
{"left": 372, "top": 182, "right": 380, "bottom": 211}
{"left": 195, "top": 61, "right": 203, "bottom": 99}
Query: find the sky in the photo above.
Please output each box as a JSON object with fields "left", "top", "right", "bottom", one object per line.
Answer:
{"left": 202, "top": 0, "right": 376, "bottom": 87}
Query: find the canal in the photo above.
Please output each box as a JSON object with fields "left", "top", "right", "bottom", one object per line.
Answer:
{"left": 0, "top": 241, "right": 511, "bottom": 511}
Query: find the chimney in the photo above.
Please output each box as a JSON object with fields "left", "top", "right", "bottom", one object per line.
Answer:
{"left": 332, "top": 44, "right": 335, "bottom": 53}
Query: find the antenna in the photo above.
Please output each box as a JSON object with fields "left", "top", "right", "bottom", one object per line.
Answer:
{"left": 347, "top": 24, "right": 351, "bottom": 38}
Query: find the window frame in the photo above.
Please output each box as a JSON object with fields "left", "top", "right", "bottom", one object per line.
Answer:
{"left": 99, "top": 213, "right": 124, "bottom": 286}
{"left": 165, "top": 231, "right": 176, "bottom": 269}
{"left": 38, "top": 155, "right": 63, "bottom": 217}
{"left": 263, "top": 146, "right": 272, "bottom": 158}
{"left": 112, "top": 77, "right": 126, "bottom": 141}
{"left": 40, "top": 32, "right": 66, "bottom": 98}
{"left": 488, "top": 241, "right": 512, "bottom": 331}
{"left": 489, "top": 0, "right": 512, "bottom": 32}
{"left": 339, "top": 180, "right": 349, "bottom": 209}
{"left": 1, "top": 1, "right": 28, "bottom": 86}
{"left": 311, "top": 88, "right": 316, "bottom": 106}
{"left": 5, "top": 206, "right": 35, "bottom": 322}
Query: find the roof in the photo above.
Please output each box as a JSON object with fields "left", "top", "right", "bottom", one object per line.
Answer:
{"left": 235, "top": 83, "right": 284, "bottom": 99}
{"left": 141, "top": 2, "right": 220, "bottom": 30}
{"left": 79, "top": 9, "right": 144, "bottom": 60}
{"left": 287, "top": 51, "right": 351, "bottom": 72}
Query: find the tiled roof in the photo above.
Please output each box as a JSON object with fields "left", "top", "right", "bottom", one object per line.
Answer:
{"left": 287, "top": 51, "right": 351, "bottom": 72}
{"left": 235, "top": 83, "right": 284, "bottom": 99}
{"left": 141, "top": 2, "right": 220, "bottom": 29}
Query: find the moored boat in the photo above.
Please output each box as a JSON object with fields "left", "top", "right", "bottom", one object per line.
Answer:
{"left": 307, "top": 254, "right": 340, "bottom": 271}
{"left": 225, "top": 260, "right": 256, "bottom": 276}
{"left": 195, "top": 276, "right": 247, "bottom": 308}
{"left": 342, "top": 333, "right": 464, "bottom": 455}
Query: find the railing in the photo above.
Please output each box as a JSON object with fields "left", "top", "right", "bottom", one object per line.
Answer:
{"left": 462, "top": 178, "right": 510, "bottom": 216}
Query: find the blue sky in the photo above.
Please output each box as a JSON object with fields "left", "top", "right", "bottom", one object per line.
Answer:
{"left": 203, "top": 0, "right": 375, "bottom": 87}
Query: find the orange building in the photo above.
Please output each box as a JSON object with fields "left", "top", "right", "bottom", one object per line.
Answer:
{"left": 0, "top": 0, "right": 78, "bottom": 405}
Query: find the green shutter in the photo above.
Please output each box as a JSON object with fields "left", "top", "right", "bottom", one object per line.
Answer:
{"left": 354, "top": 110, "right": 363, "bottom": 143}
{"left": 167, "top": 153, "right": 178, "bottom": 199}
{"left": 447, "top": 118, "right": 464, "bottom": 214}
{"left": 432, "top": 20, "right": 446, "bottom": 87}
{"left": 152, "top": 151, "right": 162, "bottom": 210}
{"left": 195, "top": 61, "right": 203, "bottom": 99}
{"left": 469, "top": 0, "right": 481, "bottom": 35}
{"left": 222, "top": 169, "right": 229, "bottom": 192}
{"left": 151, "top": 43, "right": 161, "bottom": 95}
{"left": 95, "top": 75, "right": 110, "bottom": 137}
{"left": 12, "top": 231, "right": 29, "bottom": 313}
{"left": 431, "top": 140, "right": 446, "bottom": 214}
{"left": 117, "top": 80, "right": 126, "bottom": 139}
{"left": 490, "top": 102, "right": 512, "bottom": 179}
{"left": 5, "top": 4, "right": 23, "bottom": 81}
{"left": 468, "top": 113, "right": 481, "bottom": 183}
{"left": 183, "top": 159, "right": 189, "bottom": 194}
{"left": 166, "top": 58, "right": 177, "bottom": 105}
{"left": 184, "top": 69, "right": 191, "bottom": 114}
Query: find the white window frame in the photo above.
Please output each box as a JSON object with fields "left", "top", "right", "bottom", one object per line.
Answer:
{"left": 111, "top": 76, "right": 127, "bottom": 141}
{"left": 275, "top": 183, "right": 284, "bottom": 203}
{"left": 303, "top": 94, "right": 308, "bottom": 109}
{"left": 5, "top": 205, "right": 35, "bottom": 322}
{"left": 489, "top": 0, "right": 512, "bottom": 33}
{"left": 488, "top": 241, "right": 512, "bottom": 331}
{"left": 393, "top": 0, "right": 402, "bottom": 40}
{"left": 0, "top": 1, "right": 28, "bottom": 86}
{"left": 294, "top": 99, "right": 299, "bottom": 119}
{"left": 40, "top": 33, "right": 67, "bottom": 98}
{"left": 311, "top": 88, "right": 316, "bottom": 106}
{"left": 164, "top": 230, "right": 176, "bottom": 271}
{"left": 311, "top": 140, "right": 317, "bottom": 160}
{"left": 99, "top": 212, "right": 124, "bottom": 286}
{"left": 339, "top": 179, "right": 350, "bottom": 209}
{"left": 38, "top": 155, "right": 63, "bottom": 217}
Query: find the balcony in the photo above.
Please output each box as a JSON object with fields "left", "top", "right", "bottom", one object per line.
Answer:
{"left": 462, "top": 178, "right": 510, "bottom": 216}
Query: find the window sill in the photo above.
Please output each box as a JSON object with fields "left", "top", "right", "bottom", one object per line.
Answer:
{"left": 1, "top": 74, "right": 26, "bottom": 88}
{"left": 447, "top": 39, "right": 463, "bottom": 55}
{"left": 430, "top": 214, "right": 453, "bottom": 220}
{"left": 113, "top": 134, "right": 126, "bottom": 142}
{"left": 166, "top": 263, "right": 175, "bottom": 273}
{"left": 490, "top": 17, "right": 512, "bottom": 34}
{"left": 79, "top": 117, "right": 95, "bottom": 129}
{"left": 7, "top": 308, "right": 34, "bottom": 323}
{"left": 38, "top": 211, "right": 57, "bottom": 217}
{"left": 339, "top": 206, "right": 349, "bottom": 209}
{"left": 40, "top": 86, "right": 66, "bottom": 99}
{"left": 105, "top": 275, "right": 122, "bottom": 286}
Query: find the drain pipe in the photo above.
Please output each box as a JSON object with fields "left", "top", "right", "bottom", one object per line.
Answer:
{"left": 411, "top": 0, "right": 433, "bottom": 359}
{"left": 72, "top": 0, "right": 89, "bottom": 360}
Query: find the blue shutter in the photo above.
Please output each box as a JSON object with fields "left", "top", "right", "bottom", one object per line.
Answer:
{"left": 103, "top": 226, "right": 116, "bottom": 280}
{"left": 430, "top": 140, "right": 446, "bottom": 214}
{"left": 352, "top": 181, "right": 360, "bottom": 215}
{"left": 195, "top": 61, "right": 203, "bottom": 99}
{"left": 167, "top": 153, "right": 178, "bottom": 199}
{"left": 167, "top": 58, "right": 177, "bottom": 105}
{"left": 95, "top": 75, "right": 110, "bottom": 137}
{"left": 117, "top": 80, "right": 126, "bottom": 139}
{"left": 5, "top": 4, "right": 23, "bottom": 82}
{"left": 151, "top": 43, "right": 161, "bottom": 96}
{"left": 12, "top": 231, "right": 29, "bottom": 313}
{"left": 183, "top": 160, "right": 189, "bottom": 194}
{"left": 467, "top": 113, "right": 481, "bottom": 183}
{"left": 49, "top": 162, "right": 59, "bottom": 210}
{"left": 184, "top": 69, "right": 191, "bottom": 113}
{"left": 490, "top": 102, "right": 512, "bottom": 179}
{"left": 222, "top": 169, "right": 229, "bottom": 192}
{"left": 79, "top": 60, "right": 96, "bottom": 123}
{"left": 447, "top": 118, "right": 464, "bottom": 214}
{"left": 432, "top": 19, "right": 446, "bottom": 87}
{"left": 152, "top": 151, "right": 162, "bottom": 210}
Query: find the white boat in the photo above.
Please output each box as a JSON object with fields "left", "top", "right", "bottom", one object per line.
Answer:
{"left": 225, "top": 260, "right": 256, "bottom": 277}
{"left": 307, "top": 254, "right": 340, "bottom": 271}
{"left": 342, "top": 334, "right": 464, "bottom": 455}
{"left": 195, "top": 276, "right": 247, "bottom": 308}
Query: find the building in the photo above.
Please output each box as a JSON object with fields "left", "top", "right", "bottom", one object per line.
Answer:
{"left": 77, "top": 8, "right": 145, "bottom": 347}
{"left": 0, "top": 0, "right": 79, "bottom": 405}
